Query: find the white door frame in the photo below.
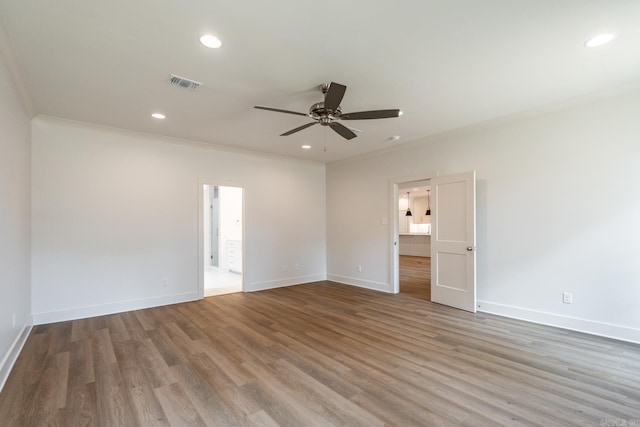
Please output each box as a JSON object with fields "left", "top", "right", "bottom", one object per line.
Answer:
{"left": 197, "top": 179, "right": 246, "bottom": 299}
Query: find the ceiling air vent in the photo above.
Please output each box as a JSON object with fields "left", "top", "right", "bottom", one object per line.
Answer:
{"left": 168, "top": 74, "right": 202, "bottom": 90}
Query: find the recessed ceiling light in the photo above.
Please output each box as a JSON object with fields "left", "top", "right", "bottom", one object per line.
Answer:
{"left": 200, "top": 34, "right": 222, "bottom": 49}
{"left": 151, "top": 113, "right": 166, "bottom": 119}
{"left": 585, "top": 33, "right": 616, "bottom": 48}
{"left": 301, "top": 145, "right": 311, "bottom": 149}
{"left": 390, "top": 135, "right": 401, "bottom": 141}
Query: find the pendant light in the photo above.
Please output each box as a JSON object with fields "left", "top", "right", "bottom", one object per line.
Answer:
{"left": 405, "top": 191, "right": 412, "bottom": 216}
{"left": 425, "top": 189, "right": 431, "bottom": 216}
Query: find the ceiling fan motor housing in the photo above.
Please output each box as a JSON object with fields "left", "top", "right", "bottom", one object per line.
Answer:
{"left": 309, "top": 102, "right": 342, "bottom": 123}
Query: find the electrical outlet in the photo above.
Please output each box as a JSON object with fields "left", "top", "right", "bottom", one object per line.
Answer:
{"left": 282, "top": 265, "right": 287, "bottom": 272}
{"left": 12, "top": 313, "right": 16, "bottom": 328}
{"left": 357, "top": 265, "right": 362, "bottom": 273}
{"left": 162, "top": 278, "right": 168, "bottom": 288}
{"left": 562, "top": 292, "right": 573, "bottom": 304}
{"left": 294, "top": 264, "right": 299, "bottom": 271}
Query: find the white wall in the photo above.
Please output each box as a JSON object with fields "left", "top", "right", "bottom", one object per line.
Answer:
{"left": 31, "top": 117, "right": 326, "bottom": 323}
{"left": 0, "top": 25, "right": 32, "bottom": 388}
{"left": 327, "top": 87, "right": 640, "bottom": 343}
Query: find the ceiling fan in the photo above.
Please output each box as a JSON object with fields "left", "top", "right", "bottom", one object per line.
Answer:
{"left": 254, "top": 82, "right": 401, "bottom": 140}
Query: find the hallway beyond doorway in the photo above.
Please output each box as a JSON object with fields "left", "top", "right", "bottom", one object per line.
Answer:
{"left": 204, "top": 269, "right": 242, "bottom": 297}
{"left": 203, "top": 184, "right": 243, "bottom": 297}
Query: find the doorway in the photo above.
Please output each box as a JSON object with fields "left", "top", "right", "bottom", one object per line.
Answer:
{"left": 397, "top": 180, "right": 432, "bottom": 301}
{"left": 202, "top": 184, "right": 243, "bottom": 297}
{"left": 391, "top": 172, "right": 477, "bottom": 312}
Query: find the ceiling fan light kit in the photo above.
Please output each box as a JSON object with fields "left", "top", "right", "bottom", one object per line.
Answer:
{"left": 255, "top": 82, "right": 401, "bottom": 140}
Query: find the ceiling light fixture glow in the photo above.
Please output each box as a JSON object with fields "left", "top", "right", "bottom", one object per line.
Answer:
{"left": 200, "top": 34, "right": 222, "bottom": 49}
{"left": 302, "top": 145, "right": 311, "bottom": 149}
{"left": 151, "top": 113, "right": 166, "bottom": 119}
{"left": 585, "top": 33, "right": 616, "bottom": 47}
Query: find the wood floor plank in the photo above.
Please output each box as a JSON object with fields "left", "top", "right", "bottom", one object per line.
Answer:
{"left": 106, "top": 313, "right": 131, "bottom": 343}
{"left": 187, "top": 351, "right": 262, "bottom": 421}
{"left": 271, "top": 357, "right": 385, "bottom": 427}
{"left": 170, "top": 362, "right": 241, "bottom": 426}
{"left": 241, "top": 360, "right": 337, "bottom": 427}
{"left": 147, "top": 327, "right": 189, "bottom": 367}
{"left": 24, "top": 350, "right": 70, "bottom": 427}
{"left": 153, "top": 383, "right": 207, "bottom": 427}
{"left": 92, "top": 328, "right": 117, "bottom": 366}
{"left": 132, "top": 338, "right": 176, "bottom": 388}
{"left": 269, "top": 332, "right": 361, "bottom": 399}
{"left": 63, "top": 382, "right": 96, "bottom": 427}
{"left": 1, "top": 280, "right": 639, "bottom": 426}
{"left": 112, "top": 340, "right": 170, "bottom": 426}
{"left": 189, "top": 338, "right": 256, "bottom": 387}
{"left": 64, "top": 339, "right": 97, "bottom": 426}
{"left": 247, "top": 409, "right": 280, "bottom": 427}
{"left": 119, "top": 311, "right": 150, "bottom": 341}
{"left": 93, "top": 361, "right": 137, "bottom": 427}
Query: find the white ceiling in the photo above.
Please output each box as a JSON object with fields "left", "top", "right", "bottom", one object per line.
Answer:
{"left": 1, "top": 1, "right": 639, "bottom": 163}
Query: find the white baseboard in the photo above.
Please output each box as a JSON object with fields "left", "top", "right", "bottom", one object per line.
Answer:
{"left": 0, "top": 323, "right": 33, "bottom": 393}
{"left": 326, "top": 274, "right": 393, "bottom": 293}
{"left": 248, "top": 274, "right": 327, "bottom": 292}
{"left": 32, "top": 292, "right": 201, "bottom": 325}
{"left": 477, "top": 300, "right": 640, "bottom": 344}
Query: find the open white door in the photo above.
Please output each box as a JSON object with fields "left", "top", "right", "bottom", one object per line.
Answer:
{"left": 431, "top": 171, "right": 476, "bottom": 312}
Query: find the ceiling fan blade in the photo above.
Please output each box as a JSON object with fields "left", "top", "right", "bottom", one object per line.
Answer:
{"left": 254, "top": 106, "right": 308, "bottom": 117}
{"left": 324, "top": 82, "right": 347, "bottom": 113}
{"left": 329, "top": 122, "right": 357, "bottom": 140}
{"left": 281, "top": 121, "right": 317, "bottom": 136}
{"left": 341, "top": 109, "right": 401, "bottom": 120}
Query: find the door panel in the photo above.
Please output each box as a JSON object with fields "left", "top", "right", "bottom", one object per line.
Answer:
{"left": 431, "top": 171, "right": 476, "bottom": 312}
{"left": 437, "top": 180, "right": 467, "bottom": 241}
{"left": 435, "top": 252, "right": 468, "bottom": 291}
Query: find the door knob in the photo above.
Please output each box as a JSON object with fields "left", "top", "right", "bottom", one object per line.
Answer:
{"left": 466, "top": 246, "right": 474, "bottom": 252}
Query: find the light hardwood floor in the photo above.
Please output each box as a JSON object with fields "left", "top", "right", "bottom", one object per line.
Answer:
{"left": 399, "top": 255, "right": 430, "bottom": 301}
{"left": 1, "top": 281, "right": 639, "bottom": 426}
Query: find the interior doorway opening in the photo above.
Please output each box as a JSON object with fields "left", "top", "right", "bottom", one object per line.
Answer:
{"left": 203, "top": 184, "right": 243, "bottom": 297}
{"left": 392, "top": 172, "right": 477, "bottom": 311}
{"left": 395, "top": 179, "right": 431, "bottom": 301}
